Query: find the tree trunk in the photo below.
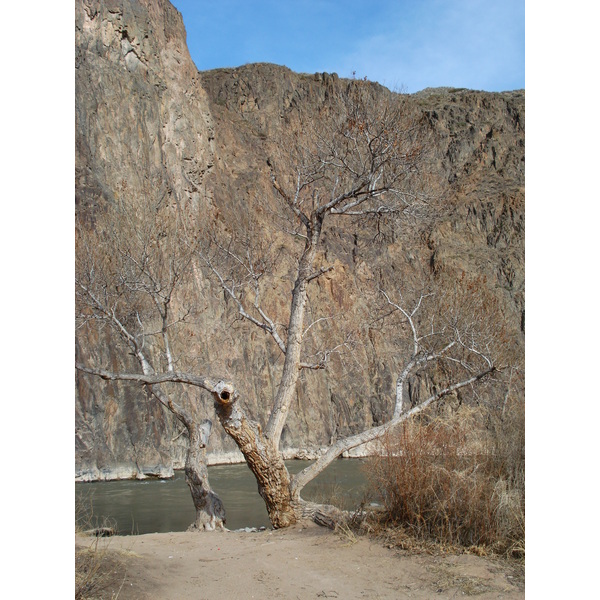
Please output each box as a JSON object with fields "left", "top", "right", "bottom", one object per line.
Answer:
{"left": 266, "top": 220, "right": 322, "bottom": 447}
{"left": 184, "top": 419, "right": 226, "bottom": 531}
{"left": 146, "top": 383, "right": 226, "bottom": 531}
{"left": 264, "top": 277, "right": 308, "bottom": 446}
{"left": 212, "top": 384, "right": 297, "bottom": 528}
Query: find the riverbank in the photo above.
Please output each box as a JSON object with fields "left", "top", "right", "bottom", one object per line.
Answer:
{"left": 75, "top": 446, "right": 377, "bottom": 482}
{"left": 75, "top": 521, "right": 524, "bottom": 599}
{"left": 76, "top": 459, "right": 371, "bottom": 533}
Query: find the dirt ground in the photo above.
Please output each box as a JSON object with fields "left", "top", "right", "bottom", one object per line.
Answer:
{"left": 76, "top": 521, "right": 524, "bottom": 599}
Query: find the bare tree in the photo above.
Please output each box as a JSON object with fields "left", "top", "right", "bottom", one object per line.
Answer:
{"left": 76, "top": 190, "right": 226, "bottom": 531}
{"left": 77, "top": 84, "right": 506, "bottom": 529}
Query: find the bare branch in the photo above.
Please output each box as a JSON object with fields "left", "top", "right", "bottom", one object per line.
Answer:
{"left": 198, "top": 246, "right": 288, "bottom": 355}
{"left": 290, "top": 366, "right": 496, "bottom": 498}
{"left": 306, "top": 265, "right": 334, "bottom": 283}
{"left": 75, "top": 363, "right": 236, "bottom": 399}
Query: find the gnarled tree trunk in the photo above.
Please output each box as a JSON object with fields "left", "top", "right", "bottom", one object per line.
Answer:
{"left": 145, "top": 383, "right": 227, "bottom": 532}
{"left": 211, "top": 382, "right": 296, "bottom": 528}
{"left": 185, "top": 419, "right": 226, "bottom": 531}
{"left": 76, "top": 365, "right": 229, "bottom": 532}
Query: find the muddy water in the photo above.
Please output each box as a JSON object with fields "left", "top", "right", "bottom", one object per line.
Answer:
{"left": 75, "top": 459, "right": 373, "bottom": 534}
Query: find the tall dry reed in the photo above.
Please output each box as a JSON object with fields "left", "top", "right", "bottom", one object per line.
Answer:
{"left": 366, "top": 401, "right": 524, "bottom": 556}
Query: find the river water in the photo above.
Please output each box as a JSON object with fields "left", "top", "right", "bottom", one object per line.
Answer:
{"left": 75, "top": 459, "right": 373, "bottom": 534}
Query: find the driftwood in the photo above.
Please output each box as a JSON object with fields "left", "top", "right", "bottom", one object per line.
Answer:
{"left": 86, "top": 527, "right": 116, "bottom": 537}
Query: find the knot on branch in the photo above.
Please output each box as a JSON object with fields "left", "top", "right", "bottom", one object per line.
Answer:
{"left": 213, "top": 381, "right": 238, "bottom": 406}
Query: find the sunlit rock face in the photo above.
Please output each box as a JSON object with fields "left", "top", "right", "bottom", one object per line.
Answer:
{"left": 75, "top": 0, "right": 524, "bottom": 480}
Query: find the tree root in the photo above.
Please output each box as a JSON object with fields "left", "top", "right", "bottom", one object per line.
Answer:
{"left": 297, "top": 500, "right": 353, "bottom": 529}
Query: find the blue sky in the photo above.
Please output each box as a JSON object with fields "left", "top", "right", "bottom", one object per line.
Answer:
{"left": 170, "top": 0, "right": 524, "bottom": 93}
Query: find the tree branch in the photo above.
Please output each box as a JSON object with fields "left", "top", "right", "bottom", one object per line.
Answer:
{"left": 75, "top": 363, "right": 237, "bottom": 401}
{"left": 290, "top": 366, "right": 496, "bottom": 498}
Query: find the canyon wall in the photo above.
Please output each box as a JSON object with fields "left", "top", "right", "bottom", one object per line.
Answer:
{"left": 75, "top": 0, "right": 524, "bottom": 480}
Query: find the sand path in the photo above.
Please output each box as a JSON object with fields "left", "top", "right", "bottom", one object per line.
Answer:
{"left": 76, "top": 521, "right": 523, "bottom": 599}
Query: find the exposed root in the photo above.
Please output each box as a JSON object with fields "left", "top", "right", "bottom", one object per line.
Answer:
{"left": 297, "top": 499, "right": 362, "bottom": 530}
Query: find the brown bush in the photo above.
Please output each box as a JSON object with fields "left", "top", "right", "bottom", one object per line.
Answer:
{"left": 366, "top": 402, "right": 524, "bottom": 557}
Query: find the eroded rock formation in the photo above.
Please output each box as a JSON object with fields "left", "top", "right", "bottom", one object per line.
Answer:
{"left": 75, "top": 0, "right": 524, "bottom": 480}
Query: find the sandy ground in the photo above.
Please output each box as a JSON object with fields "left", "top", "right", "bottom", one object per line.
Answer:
{"left": 76, "top": 521, "right": 524, "bottom": 599}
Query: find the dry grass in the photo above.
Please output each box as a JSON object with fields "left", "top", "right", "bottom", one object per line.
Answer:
{"left": 76, "top": 491, "right": 118, "bottom": 536}
{"left": 76, "top": 494, "right": 127, "bottom": 600}
{"left": 335, "top": 521, "right": 359, "bottom": 546}
{"left": 427, "top": 562, "right": 500, "bottom": 596}
{"left": 364, "top": 401, "right": 524, "bottom": 559}
{"left": 306, "top": 481, "right": 351, "bottom": 510}
{"left": 75, "top": 538, "right": 127, "bottom": 600}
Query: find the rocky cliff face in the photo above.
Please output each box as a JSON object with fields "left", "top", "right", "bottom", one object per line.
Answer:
{"left": 75, "top": 0, "right": 524, "bottom": 480}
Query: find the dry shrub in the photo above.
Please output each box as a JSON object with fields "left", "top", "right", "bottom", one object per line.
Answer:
{"left": 76, "top": 539, "right": 110, "bottom": 600}
{"left": 366, "top": 402, "right": 524, "bottom": 557}
{"left": 76, "top": 539, "right": 130, "bottom": 600}
{"left": 76, "top": 495, "right": 124, "bottom": 600}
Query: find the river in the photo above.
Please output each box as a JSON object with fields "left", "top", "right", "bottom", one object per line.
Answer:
{"left": 75, "top": 459, "right": 374, "bottom": 534}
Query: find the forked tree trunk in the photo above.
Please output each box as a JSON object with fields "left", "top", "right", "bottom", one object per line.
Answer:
{"left": 78, "top": 361, "right": 495, "bottom": 531}
{"left": 211, "top": 383, "right": 297, "bottom": 528}
{"left": 212, "top": 382, "right": 346, "bottom": 529}
{"left": 146, "top": 382, "right": 226, "bottom": 531}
